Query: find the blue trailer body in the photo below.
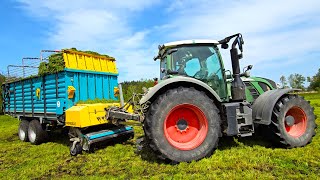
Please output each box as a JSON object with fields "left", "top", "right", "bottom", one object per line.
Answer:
{"left": 1, "top": 50, "right": 137, "bottom": 152}
{"left": 2, "top": 69, "right": 118, "bottom": 120}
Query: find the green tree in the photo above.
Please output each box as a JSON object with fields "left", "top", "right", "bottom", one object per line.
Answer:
{"left": 307, "top": 76, "right": 312, "bottom": 82}
{"left": 280, "top": 75, "right": 288, "bottom": 88}
{"left": 288, "top": 73, "right": 306, "bottom": 89}
{"left": 121, "top": 79, "right": 154, "bottom": 101}
{"left": 308, "top": 68, "right": 320, "bottom": 91}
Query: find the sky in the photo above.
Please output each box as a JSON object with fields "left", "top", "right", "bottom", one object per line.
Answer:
{"left": 0, "top": 0, "right": 319, "bottom": 84}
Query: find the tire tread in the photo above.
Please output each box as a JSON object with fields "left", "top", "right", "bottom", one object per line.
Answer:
{"left": 143, "top": 87, "right": 221, "bottom": 162}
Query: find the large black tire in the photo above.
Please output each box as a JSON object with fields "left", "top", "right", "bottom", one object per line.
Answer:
{"left": 28, "top": 120, "right": 48, "bottom": 145}
{"left": 18, "top": 120, "right": 29, "bottom": 142}
{"left": 144, "top": 87, "right": 221, "bottom": 162}
{"left": 268, "top": 95, "right": 316, "bottom": 147}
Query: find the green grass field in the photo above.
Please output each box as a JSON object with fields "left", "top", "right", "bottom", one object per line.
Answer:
{"left": 0, "top": 93, "right": 319, "bottom": 179}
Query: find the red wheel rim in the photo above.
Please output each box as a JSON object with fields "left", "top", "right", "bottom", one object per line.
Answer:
{"left": 285, "top": 106, "right": 307, "bottom": 138}
{"left": 164, "top": 104, "right": 208, "bottom": 150}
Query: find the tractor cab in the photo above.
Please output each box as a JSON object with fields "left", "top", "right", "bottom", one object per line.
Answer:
{"left": 155, "top": 37, "right": 277, "bottom": 104}
{"left": 155, "top": 40, "right": 228, "bottom": 99}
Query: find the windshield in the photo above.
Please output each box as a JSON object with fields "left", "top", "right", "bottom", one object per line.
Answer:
{"left": 160, "top": 45, "right": 227, "bottom": 99}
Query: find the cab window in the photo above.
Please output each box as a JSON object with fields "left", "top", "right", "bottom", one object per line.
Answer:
{"left": 167, "top": 45, "right": 227, "bottom": 99}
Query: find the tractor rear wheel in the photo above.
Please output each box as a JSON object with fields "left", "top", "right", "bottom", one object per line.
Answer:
{"left": 144, "top": 87, "right": 221, "bottom": 162}
{"left": 269, "top": 95, "right": 316, "bottom": 147}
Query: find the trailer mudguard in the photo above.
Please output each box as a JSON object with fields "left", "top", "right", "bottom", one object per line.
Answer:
{"left": 139, "top": 76, "right": 222, "bottom": 104}
{"left": 252, "top": 88, "right": 300, "bottom": 125}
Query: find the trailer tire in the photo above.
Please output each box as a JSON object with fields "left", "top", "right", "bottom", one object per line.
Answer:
{"left": 28, "top": 120, "right": 48, "bottom": 145}
{"left": 144, "top": 87, "right": 221, "bottom": 162}
{"left": 70, "top": 143, "right": 82, "bottom": 156}
{"left": 18, "top": 120, "right": 29, "bottom": 142}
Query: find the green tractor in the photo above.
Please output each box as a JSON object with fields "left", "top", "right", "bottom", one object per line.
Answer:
{"left": 139, "top": 34, "right": 316, "bottom": 162}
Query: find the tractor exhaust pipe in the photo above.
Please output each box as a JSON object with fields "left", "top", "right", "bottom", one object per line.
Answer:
{"left": 230, "top": 47, "right": 246, "bottom": 101}
{"left": 220, "top": 33, "right": 246, "bottom": 101}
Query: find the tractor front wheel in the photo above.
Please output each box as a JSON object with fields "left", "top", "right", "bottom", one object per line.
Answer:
{"left": 144, "top": 87, "right": 221, "bottom": 162}
{"left": 269, "top": 95, "right": 316, "bottom": 147}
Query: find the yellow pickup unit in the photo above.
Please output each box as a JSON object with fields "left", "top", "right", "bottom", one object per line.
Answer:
{"left": 65, "top": 103, "right": 135, "bottom": 128}
{"left": 65, "top": 103, "right": 120, "bottom": 128}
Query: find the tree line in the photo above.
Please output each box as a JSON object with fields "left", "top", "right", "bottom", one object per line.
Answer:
{"left": 121, "top": 79, "right": 155, "bottom": 101}
{"left": 280, "top": 68, "right": 320, "bottom": 91}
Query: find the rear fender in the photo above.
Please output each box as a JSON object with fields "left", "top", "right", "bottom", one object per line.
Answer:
{"left": 139, "top": 76, "right": 222, "bottom": 105}
{"left": 252, "top": 88, "right": 300, "bottom": 125}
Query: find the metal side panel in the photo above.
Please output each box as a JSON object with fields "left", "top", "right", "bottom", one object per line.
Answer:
{"left": 3, "top": 73, "right": 66, "bottom": 118}
{"left": 3, "top": 69, "right": 119, "bottom": 117}
{"left": 64, "top": 70, "right": 119, "bottom": 111}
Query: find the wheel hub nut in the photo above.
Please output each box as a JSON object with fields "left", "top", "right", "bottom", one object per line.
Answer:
{"left": 177, "top": 119, "right": 188, "bottom": 131}
{"left": 285, "top": 116, "right": 295, "bottom": 127}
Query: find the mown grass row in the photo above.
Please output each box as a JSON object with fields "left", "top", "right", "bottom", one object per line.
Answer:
{"left": 0, "top": 93, "right": 319, "bottom": 179}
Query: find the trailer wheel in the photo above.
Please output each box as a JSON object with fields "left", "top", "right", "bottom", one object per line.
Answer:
{"left": 269, "top": 95, "right": 316, "bottom": 147}
{"left": 18, "top": 120, "right": 29, "bottom": 142}
{"left": 144, "top": 87, "right": 221, "bottom": 162}
{"left": 28, "top": 120, "right": 48, "bottom": 145}
{"left": 70, "top": 143, "right": 82, "bottom": 156}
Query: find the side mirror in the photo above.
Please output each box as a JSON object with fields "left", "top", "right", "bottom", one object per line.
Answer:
{"left": 237, "top": 35, "right": 244, "bottom": 52}
{"left": 243, "top": 65, "right": 253, "bottom": 72}
{"left": 237, "top": 34, "right": 244, "bottom": 59}
{"left": 241, "top": 65, "right": 252, "bottom": 77}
